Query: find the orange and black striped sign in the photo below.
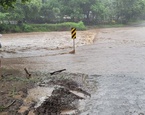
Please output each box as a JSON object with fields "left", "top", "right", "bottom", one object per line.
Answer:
{"left": 71, "top": 28, "right": 76, "bottom": 39}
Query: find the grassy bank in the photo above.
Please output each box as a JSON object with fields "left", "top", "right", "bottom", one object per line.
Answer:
{"left": 87, "top": 24, "right": 126, "bottom": 29}
{"left": 93, "top": 20, "right": 145, "bottom": 28}
{"left": 0, "top": 21, "right": 86, "bottom": 33}
{"left": 1, "top": 20, "right": 144, "bottom": 34}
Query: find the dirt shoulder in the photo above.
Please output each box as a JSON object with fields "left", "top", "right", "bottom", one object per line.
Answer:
{"left": 0, "top": 68, "right": 96, "bottom": 115}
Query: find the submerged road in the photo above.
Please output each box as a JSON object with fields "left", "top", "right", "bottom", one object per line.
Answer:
{"left": 2, "top": 26, "right": 145, "bottom": 114}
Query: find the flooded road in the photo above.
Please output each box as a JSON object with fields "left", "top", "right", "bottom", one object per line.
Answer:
{"left": 2, "top": 27, "right": 145, "bottom": 75}
{"left": 1, "top": 26, "right": 145, "bottom": 114}
{"left": 0, "top": 30, "right": 96, "bottom": 58}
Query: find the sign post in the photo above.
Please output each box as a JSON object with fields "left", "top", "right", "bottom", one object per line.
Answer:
{"left": 70, "top": 28, "right": 76, "bottom": 54}
{"left": 0, "top": 34, "right": 2, "bottom": 77}
{"left": 0, "top": 59, "right": 1, "bottom": 78}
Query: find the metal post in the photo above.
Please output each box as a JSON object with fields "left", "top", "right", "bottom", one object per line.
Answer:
{"left": 70, "top": 27, "right": 76, "bottom": 54}
{"left": 73, "top": 39, "right": 75, "bottom": 52}
{"left": 0, "top": 34, "right": 2, "bottom": 77}
{"left": 0, "top": 59, "right": 1, "bottom": 78}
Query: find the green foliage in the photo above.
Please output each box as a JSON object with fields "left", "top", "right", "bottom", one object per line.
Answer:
{"left": 0, "top": 24, "right": 22, "bottom": 33}
{"left": 112, "top": 0, "right": 145, "bottom": 23}
{"left": 1, "top": 0, "right": 145, "bottom": 32}
{"left": 96, "top": 24, "right": 125, "bottom": 28}
{"left": 22, "top": 24, "right": 34, "bottom": 32}
{"left": 0, "top": 0, "right": 29, "bottom": 8}
{"left": 26, "top": 21, "right": 86, "bottom": 32}
{"left": 0, "top": 12, "right": 8, "bottom": 20}
{"left": 0, "top": 21, "right": 86, "bottom": 33}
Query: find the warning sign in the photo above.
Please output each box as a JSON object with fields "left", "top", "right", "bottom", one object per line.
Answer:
{"left": 71, "top": 28, "right": 76, "bottom": 39}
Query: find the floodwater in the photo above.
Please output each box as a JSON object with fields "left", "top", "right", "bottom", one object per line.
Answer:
{"left": 0, "top": 30, "right": 96, "bottom": 58}
{"left": 1, "top": 27, "right": 145, "bottom": 75}
{"left": 1, "top": 25, "right": 145, "bottom": 114}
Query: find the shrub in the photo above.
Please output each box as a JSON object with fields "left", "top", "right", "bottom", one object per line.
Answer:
{"left": 30, "top": 21, "right": 86, "bottom": 31}
{"left": 22, "top": 24, "right": 33, "bottom": 32}
{"left": 0, "top": 21, "right": 86, "bottom": 33}
{"left": 13, "top": 26, "right": 21, "bottom": 32}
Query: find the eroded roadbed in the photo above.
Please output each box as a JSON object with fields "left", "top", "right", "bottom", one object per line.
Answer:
{"left": 0, "top": 68, "right": 97, "bottom": 115}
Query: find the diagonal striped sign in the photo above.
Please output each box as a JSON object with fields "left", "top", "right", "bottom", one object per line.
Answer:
{"left": 71, "top": 28, "right": 76, "bottom": 39}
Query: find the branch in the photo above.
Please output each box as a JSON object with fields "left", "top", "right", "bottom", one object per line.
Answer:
{"left": 24, "top": 68, "right": 31, "bottom": 79}
{"left": 50, "top": 69, "right": 66, "bottom": 75}
{"left": 0, "top": 100, "right": 16, "bottom": 112}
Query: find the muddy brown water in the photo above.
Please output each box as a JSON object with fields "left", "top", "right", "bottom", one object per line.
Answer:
{"left": 1, "top": 27, "right": 145, "bottom": 75}
{"left": 0, "top": 30, "right": 96, "bottom": 58}
{"left": 1, "top": 26, "right": 145, "bottom": 114}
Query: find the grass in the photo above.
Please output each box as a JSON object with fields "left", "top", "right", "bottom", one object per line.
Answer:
{"left": 87, "top": 23, "right": 125, "bottom": 29}
{"left": 127, "top": 20, "right": 145, "bottom": 25}
{"left": 0, "top": 106, "right": 5, "bottom": 112}
{"left": 1, "top": 19, "right": 145, "bottom": 33}
{"left": 8, "top": 86, "right": 17, "bottom": 97}
{"left": 25, "top": 21, "right": 86, "bottom": 32}
{"left": 0, "top": 21, "right": 86, "bottom": 33}
{"left": 1, "top": 75, "right": 41, "bottom": 84}
{"left": 88, "top": 20, "right": 145, "bottom": 29}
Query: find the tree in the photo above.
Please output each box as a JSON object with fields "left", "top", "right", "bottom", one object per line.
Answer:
{"left": 21, "top": 0, "right": 42, "bottom": 23}
{"left": 0, "top": 0, "right": 29, "bottom": 8}
{"left": 1, "top": 0, "right": 145, "bottom": 25}
{"left": 113, "top": 0, "right": 145, "bottom": 23}
{"left": 40, "top": 0, "right": 61, "bottom": 23}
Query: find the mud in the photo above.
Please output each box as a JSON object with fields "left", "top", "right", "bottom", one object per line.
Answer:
{"left": 0, "top": 67, "right": 95, "bottom": 115}
{"left": 0, "top": 68, "right": 35, "bottom": 115}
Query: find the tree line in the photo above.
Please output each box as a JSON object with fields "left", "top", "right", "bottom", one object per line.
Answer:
{"left": 0, "top": 0, "right": 145, "bottom": 25}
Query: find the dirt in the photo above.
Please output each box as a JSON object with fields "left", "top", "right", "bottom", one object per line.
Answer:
{"left": 0, "top": 68, "right": 95, "bottom": 115}
{"left": 0, "top": 68, "right": 36, "bottom": 115}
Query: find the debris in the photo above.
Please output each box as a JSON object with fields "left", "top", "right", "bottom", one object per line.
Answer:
{"left": 50, "top": 69, "right": 66, "bottom": 75}
{"left": 24, "top": 68, "right": 31, "bottom": 79}
{"left": 69, "top": 50, "right": 75, "bottom": 54}
{"left": 34, "top": 87, "right": 84, "bottom": 115}
{"left": 49, "top": 79, "right": 91, "bottom": 97}
{"left": 33, "top": 78, "right": 91, "bottom": 115}
{"left": 0, "top": 100, "right": 16, "bottom": 112}
{"left": 1, "top": 74, "right": 12, "bottom": 78}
